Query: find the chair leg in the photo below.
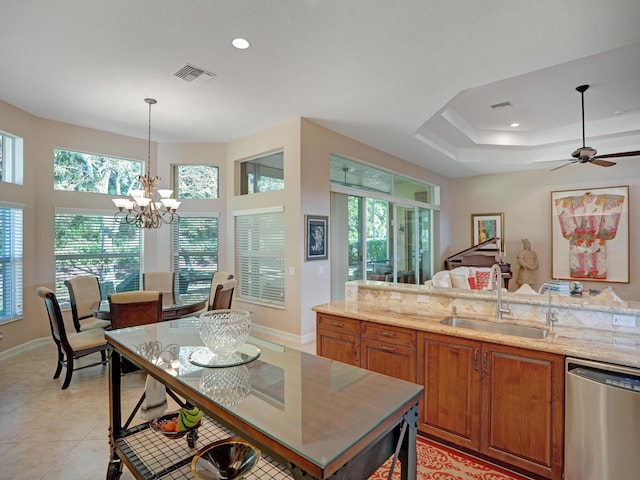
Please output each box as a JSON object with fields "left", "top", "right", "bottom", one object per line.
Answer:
{"left": 62, "top": 356, "right": 74, "bottom": 390}
{"left": 53, "top": 346, "right": 64, "bottom": 379}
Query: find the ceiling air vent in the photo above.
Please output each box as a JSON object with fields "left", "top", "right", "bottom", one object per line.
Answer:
{"left": 174, "top": 63, "right": 215, "bottom": 85}
{"left": 490, "top": 101, "right": 512, "bottom": 109}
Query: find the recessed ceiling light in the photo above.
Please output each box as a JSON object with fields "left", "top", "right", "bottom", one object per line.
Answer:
{"left": 510, "top": 123, "right": 520, "bottom": 128}
{"left": 232, "top": 38, "right": 251, "bottom": 50}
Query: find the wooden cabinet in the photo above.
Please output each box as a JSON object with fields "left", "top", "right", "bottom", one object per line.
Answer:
{"left": 316, "top": 313, "right": 360, "bottom": 366}
{"left": 418, "top": 332, "right": 564, "bottom": 480}
{"left": 361, "top": 322, "right": 417, "bottom": 383}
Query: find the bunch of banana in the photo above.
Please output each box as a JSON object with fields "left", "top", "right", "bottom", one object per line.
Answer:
{"left": 177, "top": 406, "right": 203, "bottom": 431}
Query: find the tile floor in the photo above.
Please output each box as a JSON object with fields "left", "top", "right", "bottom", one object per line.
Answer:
{"left": 0, "top": 335, "right": 315, "bottom": 480}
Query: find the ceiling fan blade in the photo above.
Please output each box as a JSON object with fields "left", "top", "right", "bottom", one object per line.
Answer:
{"left": 549, "top": 160, "right": 577, "bottom": 172}
{"left": 589, "top": 159, "right": 616, "bottom": 168}
{"left": 592, "top": 150, "right": 640, "bottom": 159}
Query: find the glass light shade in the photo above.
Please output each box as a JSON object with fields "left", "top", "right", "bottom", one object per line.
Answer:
{"left": 199, "top": 309, "right": 251, "bottom": 359}
{"left": 137, "top": 197, "right": 151, "bottom": 207}
{"left": 124, "top": 200, "right": 135, "bottom": 210}
{"left": 157, "top": 189, "right": 173, "bottom": 198}
{"left": 113, "top": 198, "right": 129, "bottom": 209}
{"left": 130, "top": 189, "right": 145, "bottom": 199}
{"left": 162, "top": 198, "right": 176, "bottom": 209}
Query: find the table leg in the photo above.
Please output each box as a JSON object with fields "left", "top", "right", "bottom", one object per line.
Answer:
{"left": 399, "top": 404, "right": 419, "bottom": 480}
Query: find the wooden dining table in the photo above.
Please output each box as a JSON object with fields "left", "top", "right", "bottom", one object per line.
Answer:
{"left": 92, "top": 293, "right": 207, "bottom": 321}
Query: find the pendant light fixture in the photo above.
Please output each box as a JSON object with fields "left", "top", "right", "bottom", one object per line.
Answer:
{"left": 112, "top": 98, "right": 180, "bottom": 229}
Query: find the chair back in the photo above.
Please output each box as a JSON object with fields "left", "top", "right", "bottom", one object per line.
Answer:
{"left": 108, "top": 291, "right": 163, "bottom": 329}
{"left": 208, "top": 271, "right": 234, "bottom": 308}
{"left": 37, "top": 287, "right": 71, "bottom": 349}
{"left": 209, "top": 278, "right": 238, "bottom": 311}
{"left": 143, "top": 272, "right": 175, "bottom": 305}
{"left": 65, "top": 275, "right": 102, "bottom": 332}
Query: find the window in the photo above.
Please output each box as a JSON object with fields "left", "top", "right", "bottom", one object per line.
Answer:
{"left": 0, "top": 131, "right": 24, "bottom": 185}
{"left": 235, "top": 208, "right": 285, "bottom": 306}
{"left": 172, "top": 215, "right": 219, "bottom": 295}
{"left": 54, "top": 149, "right": 142, "bottom": 195}
{"left": 54, "top": 211, "right": 142, "bottom": 304}
{"left": 0, "top": 205, "right": 23, "bottom": 322}
{"left": 240, "top": 151, "right": 284, "bottom": 194}
{"left": 174, "top": 165, "right": 219, "bottom": 199}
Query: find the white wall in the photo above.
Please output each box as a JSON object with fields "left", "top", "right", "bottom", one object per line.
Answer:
{"left": 449, "top": 164, "right": 640, "bottom": 300}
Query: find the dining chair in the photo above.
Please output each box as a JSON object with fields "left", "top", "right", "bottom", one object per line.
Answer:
{"left": 208, "top": 278, "right": 238, "bottom": 311}
{"left": 207, "top": 271, "right": 234, "bottom": 310}
{"left": 36, "top": 287, "right": 108, "bottom": 390}
{"left": 143, "top": 271, "right": 175, "bottom": 305}
{"left": 108, "top": 290, "right": 163, "bottom": 329}
{"left": 65, "top": 275, "right": 111, "bottom": 332}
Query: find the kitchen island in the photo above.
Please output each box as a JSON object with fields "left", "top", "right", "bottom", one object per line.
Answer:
{"left": 313, "top": 280, "right": 640, "bottom": 480}
{"left": 105, "top": 317, "right": 423, "bottom": 480}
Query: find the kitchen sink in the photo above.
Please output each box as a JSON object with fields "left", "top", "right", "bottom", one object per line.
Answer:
{"left": 440, "top": 316, "right": 549, "bottom": 339}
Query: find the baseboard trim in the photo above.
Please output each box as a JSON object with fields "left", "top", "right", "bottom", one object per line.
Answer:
{"left": 250, "top": 324, "right": 315, "bottom": 348}
{"left": 0, "top": 337, "right": 52, "bottom": 363}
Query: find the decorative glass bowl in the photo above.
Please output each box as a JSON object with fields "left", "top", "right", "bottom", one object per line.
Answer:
{"left": 199, "top": 365, "right": 251, "bottom": 406}
{"left": 199, "top": 309, "right": 251, "bottom": 360}
{"left": 191, "top": 438, "right": 260, "bottom": 480}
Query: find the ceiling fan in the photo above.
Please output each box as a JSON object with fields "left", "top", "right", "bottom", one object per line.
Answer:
{"left": 550, "top": 84, "right": 640, "bottom": 171}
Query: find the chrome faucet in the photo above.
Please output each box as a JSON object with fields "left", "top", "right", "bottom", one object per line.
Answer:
{"left": 546, "top": 283, "right": 559, "bottom": 329}
{"left": 490, "top": 263, "right": 511, "bottom": 320}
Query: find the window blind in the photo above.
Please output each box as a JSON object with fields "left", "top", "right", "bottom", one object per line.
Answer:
{"left": 54, "top": 212, "right": 142, "bottom": 304}
{"left": 171, "top": 215, "right": 219, "bottom": 295}
{"left": 235, "top": 209, "right": 285, "bottom": 306}
{"left": 0, "top": 205, "right": 23, "bottom": 321}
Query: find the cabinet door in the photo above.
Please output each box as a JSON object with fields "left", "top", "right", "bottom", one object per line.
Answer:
{"left": 418, "top": 332, "right": 481, "bottom": 449}
{"left": 481, "top": 343, "right": 564, "bottom": 480}
{"left": 316, "top": 313, "right": 360, "bottom": 366}
{"left": 361, "top": 338, "right": 416, "bottom": 383}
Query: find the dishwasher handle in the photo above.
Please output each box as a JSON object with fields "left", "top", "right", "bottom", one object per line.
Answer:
{"left": 568, "top": 365, "right": 640, "bottom": 393}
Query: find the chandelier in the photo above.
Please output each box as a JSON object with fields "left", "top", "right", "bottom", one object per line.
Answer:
{"left": 112, "top": 98, "right": 180, "bottom": 229}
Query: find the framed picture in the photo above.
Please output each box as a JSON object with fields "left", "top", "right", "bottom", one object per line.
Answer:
{"left": 471, "top": 212, "right": 503, "bottom": 251}
{"left": 551, "top": 186, "right": 629, "bottom": 283}
{"left": 305, "top": 214, "right": 328, "bottom": 261}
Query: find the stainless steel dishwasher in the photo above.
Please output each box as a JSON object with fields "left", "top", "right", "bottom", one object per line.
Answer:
{"left": 565, "top": 357, "right": 640, "bottom": 479}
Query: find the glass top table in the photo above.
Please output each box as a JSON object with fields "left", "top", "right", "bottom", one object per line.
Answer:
{"left": 93, "top": 293, "right": 207, "bottom": 321}
{"left": 105, "top": 317, "right": 423, "bottom": 480}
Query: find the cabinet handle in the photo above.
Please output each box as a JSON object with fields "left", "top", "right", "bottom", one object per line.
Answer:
{"left": 330, "top": 322, "right": 344, "bottom": 328}
{"left": 482, "top": 351, "right": 488, "bottom": 374}
{"left": 380, "top": 345, "right": 396, "bottom": 352}
{"left": 379, "top": 331, "right": 396, "bottom": 337}
{"left": 473, "top": 349, "right": 478, "bottom": 371}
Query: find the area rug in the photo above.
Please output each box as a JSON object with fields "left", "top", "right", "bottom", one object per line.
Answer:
{"left": 369, "top": 436, "right": 531, "bottom": 480}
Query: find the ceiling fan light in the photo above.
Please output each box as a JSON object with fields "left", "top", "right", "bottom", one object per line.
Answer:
{"left": 572, "top": 147, "right": 597, "bottom": 159}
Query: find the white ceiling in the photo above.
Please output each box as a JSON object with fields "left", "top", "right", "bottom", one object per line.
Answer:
{"left": 2, "top": 0, "right": 640, "bottom": 178}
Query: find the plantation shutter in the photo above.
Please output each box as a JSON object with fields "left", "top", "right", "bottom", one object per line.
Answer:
{"left": 234, "top": 207, "right": 285, "bottom": 306}
{"left": 54, "top": 210, "right": 142, "bottom": 304}
{"left": 0, "top": 204, "right": 23, "bottom": 321}
{"left": 171, "top": 215, "right": 219, "bottom": 295}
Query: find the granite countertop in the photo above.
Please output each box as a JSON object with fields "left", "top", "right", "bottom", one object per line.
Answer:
{"left": 313, "top": 299, "right": 640, "bottom": 370}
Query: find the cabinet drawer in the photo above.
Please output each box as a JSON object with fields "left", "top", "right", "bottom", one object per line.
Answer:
{"left": 317, "top": 313, "right": 360, "bottom": 335}
{"left": 361, "top": 322, "right": 416, "bottom": 348}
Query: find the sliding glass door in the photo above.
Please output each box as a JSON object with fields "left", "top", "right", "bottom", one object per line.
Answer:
{"left": 331, "top": 193, "right": 434, "bottom": 300}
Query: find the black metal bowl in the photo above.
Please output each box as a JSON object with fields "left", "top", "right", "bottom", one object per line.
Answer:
{"left": 191, "top": 437, "right": 261, "bottom": 480}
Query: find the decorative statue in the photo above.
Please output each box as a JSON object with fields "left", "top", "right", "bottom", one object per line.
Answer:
{"left": 516, "top": 238, "right": 539, "bottom": 289}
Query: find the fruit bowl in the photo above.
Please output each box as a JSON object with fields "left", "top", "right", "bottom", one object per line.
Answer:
{"left": 191, "top": 438, "right": 261, "bottom": 480}
{"left": 149, "top": 410, "right": 201, "bottom": 440}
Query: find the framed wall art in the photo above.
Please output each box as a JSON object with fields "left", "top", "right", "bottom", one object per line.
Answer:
{"left": 551, "top": 186, "right": 629, "bottom": 283}
{"left": 305, "top": 214, "right": 328, "bottom": 261}
{"left": 470, "top": 212, "right": 503, "bottom": 251}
